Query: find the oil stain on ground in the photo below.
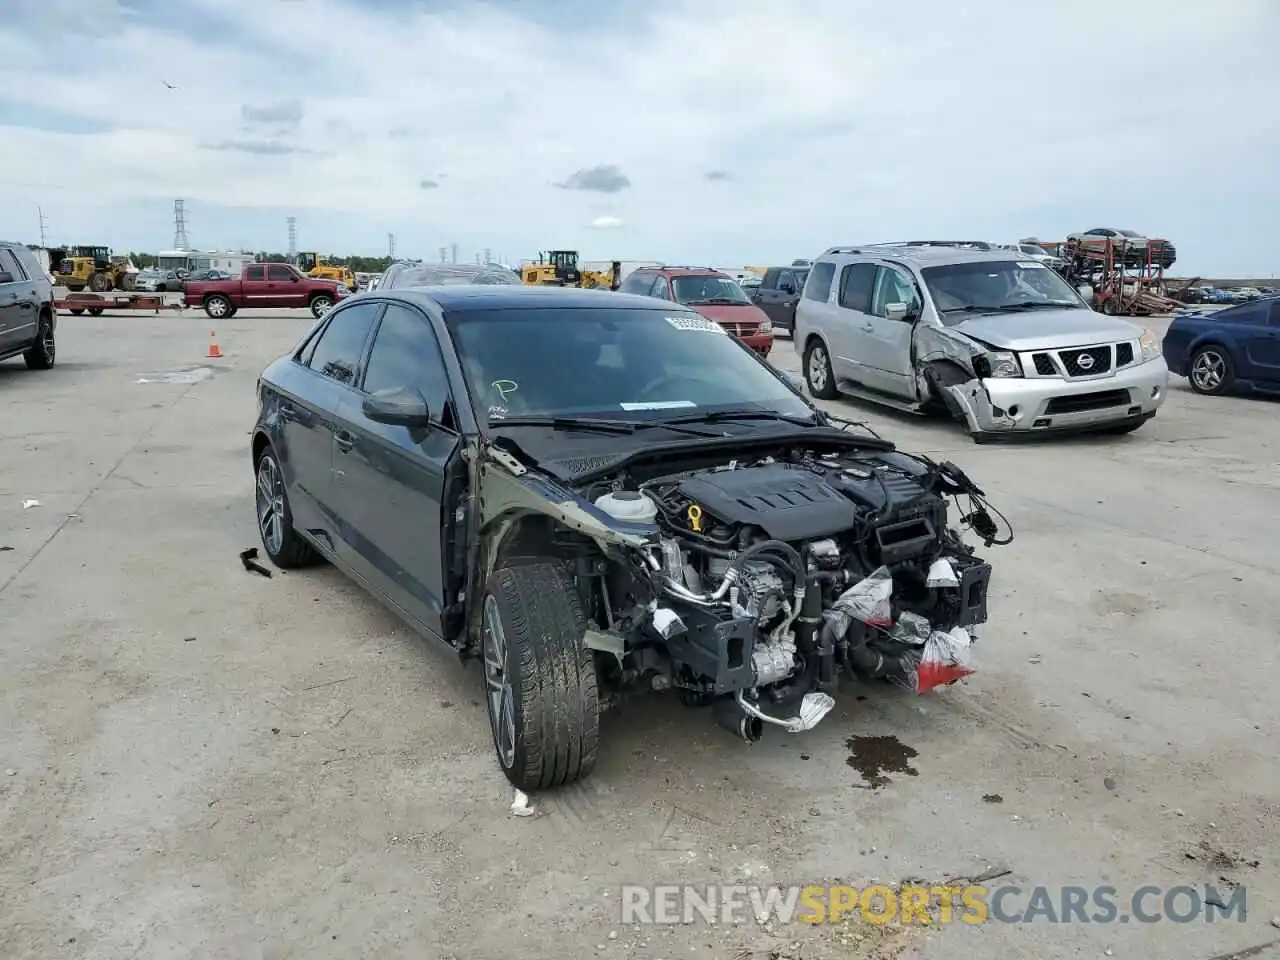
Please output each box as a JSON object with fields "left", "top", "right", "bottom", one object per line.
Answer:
{"left": 846, "top": 735, "right": 919, "bottom": 788}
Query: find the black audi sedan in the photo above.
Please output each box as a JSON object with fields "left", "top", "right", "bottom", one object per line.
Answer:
{"left": 251, "top": 284, "right": 1001, "bottom": 790}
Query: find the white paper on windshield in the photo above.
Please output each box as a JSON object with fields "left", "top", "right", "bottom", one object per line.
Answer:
{"left": 665, "top": 315, "right": 728, "bottom": 334}
{"left": 1016, "top": 261, "right": 1048, "bottom": 269}
{"left": 620, "top": 400, "right": 697, "bottom": 411}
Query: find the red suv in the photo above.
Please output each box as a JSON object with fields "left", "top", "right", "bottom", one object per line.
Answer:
{"left": 619, "top": 266, "right": 774, "bottom": 357}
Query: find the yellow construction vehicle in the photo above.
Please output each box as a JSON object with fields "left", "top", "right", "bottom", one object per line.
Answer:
{"left": 296, "top": 252, "right": 357, "bottom": 291}
{"left": 49, "top": 246, "right": 136, "bottom": 291}
{"left": 580, "top": 260, "right": 623, "bottom": 291}
{"left": 521, "top": 250, "right": 583, "bottom": 286}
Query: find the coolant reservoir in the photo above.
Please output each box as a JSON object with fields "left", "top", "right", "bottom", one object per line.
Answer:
{"left": 594, "top": 490, "right": 658, "bottom": 523}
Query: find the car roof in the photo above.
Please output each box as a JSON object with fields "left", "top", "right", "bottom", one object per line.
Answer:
{"left": 382, "top": 285, "right": 677, "bottom": 313}
{"left": 634, "top": 266, "right": 727, "bottom": 278}
{"left": 818, "top": 245, "right": 1023, "bottom": 267}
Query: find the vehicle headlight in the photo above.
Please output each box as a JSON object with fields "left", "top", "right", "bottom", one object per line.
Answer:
{"left": 1139, "top": 328, "right": 1160, "bottom": 361}
{"left": 978, "top": 351, "right": 1022, "bottom": 378}
{"left": 757, "top": 319, "right": 772, "bottom": 334}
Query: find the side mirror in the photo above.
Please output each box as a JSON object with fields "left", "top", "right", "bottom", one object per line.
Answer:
{"left": 362, "top": 387, "right": 432, "bottom": 429}
{"left": 291, "top": 274, "right": 301, "bottom": 282}
{"left": 0, "top": 271, "right": 14, "bottom": 284}
{"left": 885, "top": 301, "right": 911, "bottom": 322}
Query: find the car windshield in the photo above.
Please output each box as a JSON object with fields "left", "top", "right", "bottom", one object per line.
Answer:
{"left": 921, "top": 259, "right": 1085, "bottom": 323}
{"left": 447, "top": 307, "right": 814, "bottom": 426}
{"left": 671, "top": 275, "right": 752, "bottom": 305}
{"left": 382, "top": 263, "right": 521, "bottom": 289}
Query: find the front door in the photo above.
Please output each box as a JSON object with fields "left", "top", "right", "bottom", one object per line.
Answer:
{"left": 0, "top": 248, "right": 37, "bottom": 354}
{"left": 331, "top": 301, "right": 459, "bottom": 640}
{"left": 1245, "top": 300, "right": 1280, "bottom": 385}
{"left": 284, "top": 300, "right": 383, "bottom": 541}
{"left": 859, "top": 264, "right": 924, "bottom": 399}
{"left": 241, "top": 264, "right": 270, "bottom": 306}
{"left": 266, "top": 264, "right": 306, "bottom": 307}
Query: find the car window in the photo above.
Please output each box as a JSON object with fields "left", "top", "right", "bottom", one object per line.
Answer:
{"left": 837, "top": 263, "right": 877, "bottom": 312}
{"left": 671, "top": 275, "right": 751, "bottom": 305}
{"left": 245, "top": 265, "right": 266, "bottom": 281}
{"left": 448, "top": 307, "right": 815, "bottom": 426}
{"left": 803, "top": 261, "right": 836, "bottom": 302}
{"left": 776, "top": 269, "right": 797, "bottom": 293}
{"left": 1, "top": 249, "right": 27, "bottom": 281}
{"left": 619, "top": 271, "right": 650, "bottom": 295}
{"left": 1216, "top": 302, "right": 1268, "bottom": 326}
{"left": 870, "top": 266, "right": 920, "bottom": 318}
{"left": 362, "top": 303, "right": 453, "bottom": 423}
{"left": 14, "top": 246, "right": 42, "bottom": 279}
{"left": 305, "top": 301, "right": 381, "bottom": 386}
{"left": 266, "top": 264, "right": 293, "bottom": 281}
{"left": 648, "top": 276, "right": 671, "bottom": 300}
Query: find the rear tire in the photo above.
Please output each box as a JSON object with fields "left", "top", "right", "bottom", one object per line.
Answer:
{"left": 23, "top": 313, "right": 55, "bottom": 370}
{"left": 481, "top": 562, "right": 599, "bottom": 791}
{"left": 254, "top": 445, "right": 322, "bottom": 568}
{"left": 205, "top": 294, "right": 231, "bottom": 320}
{"left": 804, "top": 337, "right": 838, "bottom": 399}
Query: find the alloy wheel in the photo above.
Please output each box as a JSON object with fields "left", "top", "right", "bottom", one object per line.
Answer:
{"left": 1191, "top": 350, "right": 1225, "bottom": 393}
{"left": 255, "top": 455, "right": 286, "bottom": 555}
{"left": 808, "top": 345, "right": 829, "bottom": 391}
{"left": 482, "top": 594, "right": 517, "bottom": 769}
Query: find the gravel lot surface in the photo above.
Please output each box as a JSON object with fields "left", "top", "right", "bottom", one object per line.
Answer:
{"left": 1, "top": 302, "right": 1276, "bottom": 960}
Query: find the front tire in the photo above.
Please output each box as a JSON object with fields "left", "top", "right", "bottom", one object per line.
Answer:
{"left": 23, "top": 314, "right": 55, "bottom": 370}
{"left": 481, "top": 562, "right": 599, "bottom": 791}
{"left": 254, "top": 445, "right": 321, "bottom": 568}
{"left": 1188, "top": 345, "right": 1233, "bottom": 396}
{"left": 310, "top": 294, "right": 333, "bottom": 319}
{"left": 804, "top": 337, "right": 838, "bottom": 399}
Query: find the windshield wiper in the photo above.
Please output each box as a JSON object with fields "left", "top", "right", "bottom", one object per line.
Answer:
{"left": 658, "top": 408, "right": 820, "bottom": 428}
{"left": 491, "top": 414, "right": 721, "bottom": 439}
{"left": 944, "top": 301, "right": 1077, "bottom": 313}
{"left": 681, "top": 297, "right": 747, "bottom": 306}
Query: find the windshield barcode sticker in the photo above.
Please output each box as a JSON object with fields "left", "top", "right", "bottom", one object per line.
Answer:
{"left": 666, "top": 315, "right": 727, "bottom": 334}
{"left": 620, "top": 401, "right": 697, "bottom": 411}
{"left": 1016, "top": 261, "right": 1048, "bottom": 269}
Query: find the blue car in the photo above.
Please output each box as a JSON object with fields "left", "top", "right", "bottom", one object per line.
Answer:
{"left": 1162, "top": 297, "right": 1280, "bottom": 396}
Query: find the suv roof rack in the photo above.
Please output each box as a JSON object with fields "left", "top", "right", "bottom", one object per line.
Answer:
{"left": 868, "top": 240, "right": 998, "bottom": 251}
{"left": 820, "top": 246, "right": 866, "bottom": 256}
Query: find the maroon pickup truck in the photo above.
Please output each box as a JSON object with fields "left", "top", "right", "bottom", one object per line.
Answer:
{"left": 184, "top": 263, "right": 349, "bottom": 320}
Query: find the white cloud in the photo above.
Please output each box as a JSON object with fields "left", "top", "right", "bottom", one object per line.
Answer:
{"left": 588, "top": 216, "right": 626, "bottom": 230}
{"left": 0, "top": 0, "right": 1276, "bottom": 273}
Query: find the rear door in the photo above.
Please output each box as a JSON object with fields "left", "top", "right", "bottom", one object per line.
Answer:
{"left": 241, "top": 264, "right": 269, "bottom": 306}
{"left": 0, "top": 247, "right": 38, "bottom": 355}
{"left": 755, "top": 268, "right": 800, "bottom": 329}
{"left": 284, "top": 300, "right": 383, "bottom": 541}
{"left": 859, "top": 264, "right": 924, "bottom": 398}
{"left": 1236, "top": 300, "right": 1280, "bottom": 385}
{"left": 332, "top": 301, "right": 460, "bottom": 639}
{"left": 829, "top": 262, "right": 878, "bottom": 383}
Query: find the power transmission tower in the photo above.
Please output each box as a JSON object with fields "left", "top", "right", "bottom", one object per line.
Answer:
{"left": 387, "top": 233, "right": 396, "bottom": 259}
{"left": 483, "top": 247, "right": 492, "bottom": 264}
{"left": 450, "top": 243, "right": 457, "bottom": 264}
{"left": 37, "top": 207, "right": 48, "bottom": 247}
{"left": 173, "top": 199, "right": 189, "bottom": 249}
{"left": 439, "top": 247, "right": 447, "bottom": 263}
{"left": 286, "top": 217, "right": 297, "bottom": 262}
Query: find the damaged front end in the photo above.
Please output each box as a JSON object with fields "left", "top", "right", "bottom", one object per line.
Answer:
{"left": 479, "top": 436, "right": 1012, "bottom": 746}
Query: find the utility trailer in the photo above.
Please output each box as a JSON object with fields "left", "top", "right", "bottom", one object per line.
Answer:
{"left": 1061, "top": 237, "right": 1182, "bottom": 316}
{"left": 55, "top": 292, "right": 185, "bottom": 317}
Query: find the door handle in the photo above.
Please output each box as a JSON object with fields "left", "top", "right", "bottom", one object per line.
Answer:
{"left": 334, "top": 432, "right": 354, "bottom": 452}
{"left": 279, "top": 402, "right": 297, "bottom": 421}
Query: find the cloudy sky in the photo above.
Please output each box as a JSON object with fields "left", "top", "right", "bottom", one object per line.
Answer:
{"left": 1, "top": 0, "right": 1277, "bottom": 275}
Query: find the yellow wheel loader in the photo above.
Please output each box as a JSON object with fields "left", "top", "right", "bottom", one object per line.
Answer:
{"left": 296, "top": 252, "right": 357, "bottom": 291}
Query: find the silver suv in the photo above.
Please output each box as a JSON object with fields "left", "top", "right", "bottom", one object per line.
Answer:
{"left": 0, "top": 240, "right": 56, "bottom": 370}
{"left": 794, "top": 243, "right": 1168, "bottom": 441}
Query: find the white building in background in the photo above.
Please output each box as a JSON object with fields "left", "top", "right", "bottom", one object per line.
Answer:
{"left": 155, "top": 249, "right": 255, "bottom": 274}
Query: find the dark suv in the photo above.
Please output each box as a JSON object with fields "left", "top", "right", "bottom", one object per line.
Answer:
{"left": 0, "top": 241, "right": 56, "bottom": 370}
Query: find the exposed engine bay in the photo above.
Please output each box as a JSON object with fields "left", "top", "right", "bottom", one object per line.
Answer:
{"left": 577, "top": 443, "right": 1011, "bottom": 742}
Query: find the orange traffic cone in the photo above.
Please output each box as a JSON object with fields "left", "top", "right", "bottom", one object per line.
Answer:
{"left": 207, "top": 330, "right": 222, "bottom": 359}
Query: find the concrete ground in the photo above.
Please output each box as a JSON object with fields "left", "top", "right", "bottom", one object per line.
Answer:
{"left": 1, "top": 304, "right": 1276, "bottom": 960}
